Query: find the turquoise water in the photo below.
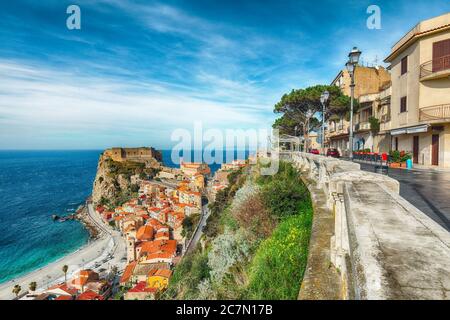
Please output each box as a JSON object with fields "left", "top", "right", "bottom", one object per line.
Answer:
{"left": 0, "top": 151, "right": 98, "bottom": 284}
{"left": 0, "top": 149, "right": 247, "bottom": 284}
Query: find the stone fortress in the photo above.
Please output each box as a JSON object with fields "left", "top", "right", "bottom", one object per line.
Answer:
{"left": 104, "top": 147, "right": 162, "bottom": 163}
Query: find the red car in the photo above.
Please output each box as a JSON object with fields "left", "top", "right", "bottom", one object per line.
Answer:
{"left": 309, "top": 149, "right": 320, "bottom": 155}
{"left": 326, "top": 148, "right": 340, "bottom": 158}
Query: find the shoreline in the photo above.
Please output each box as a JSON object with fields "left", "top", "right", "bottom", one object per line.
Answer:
{"left": 0, "top": 200, "right": 126, "bottom": 300}
{"left": 0, "top": 202, "right": 101, "bottom": 285}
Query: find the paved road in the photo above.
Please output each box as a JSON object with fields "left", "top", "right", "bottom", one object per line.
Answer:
{"left": 185, "top": 205, "right": 210, "bottom": 254}
{"left": 359, "top": 163, "right": 450, "bottom": 232}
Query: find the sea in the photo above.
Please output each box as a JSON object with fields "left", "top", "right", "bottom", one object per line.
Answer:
{"left": 0, "top": 149, "right": 251, "bottom": 284}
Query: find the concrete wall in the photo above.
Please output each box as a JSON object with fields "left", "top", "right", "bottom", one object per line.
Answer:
{"left": 282, "top": 152, "right": 450, "bottom": 299}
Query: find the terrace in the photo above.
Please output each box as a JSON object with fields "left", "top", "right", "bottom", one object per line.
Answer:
{"left": 420, "top": 54, "right": 450, "bottom": 81}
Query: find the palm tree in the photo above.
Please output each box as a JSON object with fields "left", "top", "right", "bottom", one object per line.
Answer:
{"left": 62, "top": 265, "right": 69, "bottom": 282}
{"left": 12, "top": 284, "right": 21, "bottom": 298}
{"left": 29, "top": 281, "right": 37, "bottom": 292}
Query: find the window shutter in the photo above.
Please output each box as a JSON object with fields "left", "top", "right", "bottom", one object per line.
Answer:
{"left": 432, "top": 39, "right": 450, "bottom": 72}
{"left": 400, "top": 96, "right": 407, "bottom": 113}
{"left": 401, "top": 56, "right": 408, "bottom": 75}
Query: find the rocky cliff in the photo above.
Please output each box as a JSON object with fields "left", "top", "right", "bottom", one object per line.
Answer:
{"left": 92, "top": 149, "right": 162, "bottom": 207}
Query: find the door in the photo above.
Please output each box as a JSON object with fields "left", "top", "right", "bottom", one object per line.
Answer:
{"left": 413, "top": 136, "right": 419, "bottom": 164}
{"left": 395, "top": 137, "right": 399, "bottom": 151}
{"left": 432, "top": 134, "right": 439, "bottom": 166}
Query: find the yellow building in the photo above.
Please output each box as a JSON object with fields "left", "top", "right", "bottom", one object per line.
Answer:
{"left": 147, "top": 269, "right": 172, "bottom": 290}
{"left": 385, "top": 13, "right": 450, "bottom": 167}
{"left": 307, "top": 131, "right": 320, "bottom": 150}
{"left": 327, "top": 66, "right": 391, "bottom": 156}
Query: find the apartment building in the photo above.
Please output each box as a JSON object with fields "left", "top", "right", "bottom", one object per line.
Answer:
{"left": 354, "top": 84, "right": 392, "bottom": 153}
{"left": 327, "top": 65, "right": 391, "bottom": 156}
{"left": 385, "top": 13, "right": 450, "bottom": 167}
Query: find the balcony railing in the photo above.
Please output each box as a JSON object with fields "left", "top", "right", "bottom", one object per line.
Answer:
{"left": 419, "top": 104, "right": 450, "bottom": 122}
{"left": 380, "top": 114, "right": 391, "bottom": 123}
{"left": 355, "top": 122, "right": 371, "bottom": 132}
{"left": 420, "top": 54, "right": 450, "bottom": 79}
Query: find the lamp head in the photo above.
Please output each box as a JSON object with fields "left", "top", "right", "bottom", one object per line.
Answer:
{"left": 346, "top": 60, "right": 355, "bottom": 74}
{"left": 348, "top": 47, "right": 362, "bottom": 64}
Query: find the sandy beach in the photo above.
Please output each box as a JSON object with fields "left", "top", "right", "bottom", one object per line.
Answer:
{"left": 0, "top": 204, "right": 126, "bottom": 300}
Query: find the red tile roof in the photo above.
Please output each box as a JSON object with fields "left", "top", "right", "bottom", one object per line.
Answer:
{"left": 136, "top": 225, "right": 154, "bottom": 241}
{"left": 148, "top": 269, "right": 172, "bottom": 278}
{"left": 128, "top": 281, "right": 157, "bottom": 293}
{"left": 55, "top": 295, "right": 73, "bottom": 300}
{"left": 76, "top": 290, "right": 105, "bottom": 300}
{"left": 120, "top": 262, "right": 137, "bottom": 284}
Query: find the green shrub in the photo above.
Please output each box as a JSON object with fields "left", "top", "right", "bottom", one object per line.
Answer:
{"left": 246, "top": 210, "right": 312, "bottom": 300}
{"left": 259, "top": 161, "right": 310, "bottom": 219}
{"left": 164, "top": 246, "right": 210, "bottom": 299}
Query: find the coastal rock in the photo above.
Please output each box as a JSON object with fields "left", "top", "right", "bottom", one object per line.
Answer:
{"left": 92, "top": 148, "right": 162, "bottom": 206}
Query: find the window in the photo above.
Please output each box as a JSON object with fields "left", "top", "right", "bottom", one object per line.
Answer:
{"left": 401, "top": 56, "right": 408, "bottom": 75}
{"left": 400, "top": 96, "right": 407, "bottom": 113}
{"left": 432, "top": 39, "right": 450, "bottom": 72}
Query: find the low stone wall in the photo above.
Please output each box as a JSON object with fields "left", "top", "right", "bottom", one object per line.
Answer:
{"left": 281, "top": 151, "right": 450, "bottom": 300}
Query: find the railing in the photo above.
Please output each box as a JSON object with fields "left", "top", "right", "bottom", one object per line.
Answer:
{"left": 355, "top": 122, "right": 371, "bottom": 132}
{"left": 279, "top": 152, "right": 450, "bottom": 300}
{"left": 420, "top": 54, "right": 450, "bottom": 79}
{"left": 419, "top": 104, "right": 450, "bottom": 122}
{"left": 380, "top": 114, "right": 391, "bottom": 123}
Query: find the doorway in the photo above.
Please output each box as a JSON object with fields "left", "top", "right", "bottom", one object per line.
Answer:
{"left": 432, "top": 134, "right": 439, "bottom": 166}
{"left": 413, "top": 136, "right": 419, "bottom": 164}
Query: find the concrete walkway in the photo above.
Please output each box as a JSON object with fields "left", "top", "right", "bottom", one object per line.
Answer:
{"left": 359, "top": 163, "right": 450, "bottom": 231}
{"left": 346, "top": 180, "right": 450, "bottom": 299}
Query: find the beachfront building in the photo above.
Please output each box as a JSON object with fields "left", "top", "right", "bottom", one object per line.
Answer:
{"left": 384, "top": 12, "right": 450, "bottom": 167}
{"left": 327, "top": 65, "right": 391, "bottom": 156}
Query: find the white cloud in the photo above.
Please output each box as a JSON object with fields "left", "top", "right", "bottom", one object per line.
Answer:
{"left": 0, "top": 59, "right": 275, "bottom": 149}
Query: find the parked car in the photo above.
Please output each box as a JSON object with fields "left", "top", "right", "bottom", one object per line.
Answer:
{"left": 326, "top": 148, "right": 340, "bottom": 158}
{"left": 309, "top": 149, "right": 320, "bottom": 155}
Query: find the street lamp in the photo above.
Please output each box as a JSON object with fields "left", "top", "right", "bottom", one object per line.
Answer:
{"left": 346, "top": 47, "right": 361, "bottom": 160}
{"left": 320, "top": 90, "right": 329, "bottom": 155}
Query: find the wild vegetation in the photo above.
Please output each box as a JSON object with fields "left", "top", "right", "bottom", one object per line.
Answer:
{"left": 164, "top": 161, "right": 313, "bottom": 300}
{"left": 98, "top": 159, "right": 161, "bottom": 209}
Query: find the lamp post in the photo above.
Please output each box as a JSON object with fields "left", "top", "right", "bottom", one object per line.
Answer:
{"left": 345, "top": 47, "right": 361, "bottom": 160}
{"left": 320, "top": 90, "right": 329, "bottom": 155}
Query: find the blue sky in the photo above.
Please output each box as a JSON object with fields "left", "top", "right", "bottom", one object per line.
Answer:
{"left": 0, "top": 0, "right": 449, "bottom": 149}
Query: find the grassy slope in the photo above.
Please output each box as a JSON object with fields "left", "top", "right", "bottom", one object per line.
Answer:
{"left": 165, "top": 162, "right": 313, "bottom": 300}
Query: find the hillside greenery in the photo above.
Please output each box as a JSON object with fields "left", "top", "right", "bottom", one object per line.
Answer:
{"left": 164, "top": 161, "right": 313, "bottom": 300}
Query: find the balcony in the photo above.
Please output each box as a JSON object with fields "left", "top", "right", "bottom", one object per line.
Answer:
{"left": 380, "top": 114, "right": 391, "bottom": 123}
{"left": 420, "top": 55, "right": 450, "bottom": 81}
{"left": 419, "top": 104, "right": 450, "bottom": 122}
{"left": 355, "top": 122, "right": 371, "bottom": 132}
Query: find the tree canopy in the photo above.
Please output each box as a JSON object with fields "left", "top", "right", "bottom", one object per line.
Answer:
{"left": 272, "top": 84, "right": 357, "bottom": 136}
